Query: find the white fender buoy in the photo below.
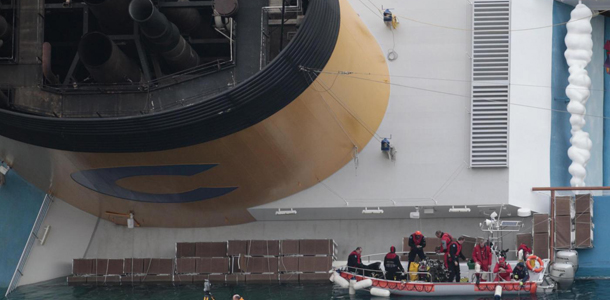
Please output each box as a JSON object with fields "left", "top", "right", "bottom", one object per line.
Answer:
{"left": 330, "top": 272, "right": 349, "bottom": 288}
{"left": 353, "top": 279, "right": 373, "bottom": 290}
{"left": 349, "top": 278, "right": 356, "bottom": 295}
{"left": 494, "top": 285, "right": 502, "bottom": 300}
{"left": 370, "top": 287, "right": 391, "bottom": 297}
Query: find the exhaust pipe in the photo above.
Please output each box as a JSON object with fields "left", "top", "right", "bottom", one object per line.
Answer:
{"left": 0, "top": 15, "right": 12, "bottom": 48}
{"left": 42, "top": 43, "right": 60, "bottom": 84}
{"left": 129, "top": 0, "right": 200, "bottom": 72}
{"left": 162, "top": 0, "right": 208, "bottom": 38}
{"left": 84, "top": 0, "right": 132, "bottom": 33}
{"left": 78, "top": 32, "right": 142, "bottom": 83}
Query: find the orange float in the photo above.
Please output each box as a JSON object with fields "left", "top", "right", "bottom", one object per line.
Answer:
{"left": 526, "top": 255, "right": 545, "bottom": 273}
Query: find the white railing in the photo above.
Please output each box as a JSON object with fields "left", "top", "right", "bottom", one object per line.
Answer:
{"left": 5, "top": 194, "right": 53, "bottom": 297}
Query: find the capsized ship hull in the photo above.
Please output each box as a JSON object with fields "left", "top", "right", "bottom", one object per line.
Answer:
{"left": 0, "top": 0, "right": 390, "bottom": 227}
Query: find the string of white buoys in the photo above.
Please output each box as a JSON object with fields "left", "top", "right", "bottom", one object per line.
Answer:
{"left": 329, "top": 271, "right": 380, "bottom": 295}
{"left": 564, "top": 1, "right": 593, "bottom": 187}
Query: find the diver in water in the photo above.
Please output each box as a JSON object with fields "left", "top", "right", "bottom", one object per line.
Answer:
{"left": 203, "top": 280, "right": 215, "bottom": 300}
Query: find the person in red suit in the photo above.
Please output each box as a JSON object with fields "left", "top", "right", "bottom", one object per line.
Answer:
{"left": 407, "top": 231, "right": 426, "bottom": 271}
{"left": 435, "top": 230, "right": 453, "bottom": 267}
{"left": 517, "top": 243, "right": 532, "bottom": 260}
{"left": 472, "top": 239, "right": 492, "bottom": 283}
{"left": 446, "top": 236, "right": 466, "bottom": 282}
{"left": 493, "top": 257, "right": 513, "bottom": 282}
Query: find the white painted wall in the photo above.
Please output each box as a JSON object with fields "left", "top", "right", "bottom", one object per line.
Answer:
{"left": 18, "top": 198, "right": 98, "bottom": 286}
{"left": 584, "top": 15, "right": 604, "bottom": 187}
{"left": 85, "top": 216, "right": 530, "bottom": 262}
{"left": 257, "top": 0, "right": 509, "bottom": 212}
{"left": 508, "top": 0, "right": 554, "bottom": 213}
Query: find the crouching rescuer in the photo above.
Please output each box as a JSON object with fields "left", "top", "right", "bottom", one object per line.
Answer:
{"left": 384, "top": 246, "right": 405, "bottom": 280}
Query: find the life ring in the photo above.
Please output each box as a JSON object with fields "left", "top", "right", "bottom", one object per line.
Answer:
{"left": 526, "top": 255, "right": 544, "bottom": 273}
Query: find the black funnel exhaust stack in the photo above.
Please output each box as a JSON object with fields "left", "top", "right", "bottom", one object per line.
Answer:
{"left": 129, "top": 0, "right": 200, "bottom": 72}
{"left": 162, "top": 0, "right": 209, "bottom": 38}
{"left": 84, "top": 0, "right": 132, "bottom": 33}
{"left": 78, "top": 32, "right": 142, "bottom": 83}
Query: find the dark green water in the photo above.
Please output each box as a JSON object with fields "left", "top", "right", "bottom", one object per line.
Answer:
{"left": 2, "top": 279, "right": 608, "bottom": 300}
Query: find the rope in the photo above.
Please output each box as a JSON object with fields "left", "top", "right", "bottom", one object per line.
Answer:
{"left": 142, "top": 258, "right": 153, "bottom": 282}
{"left": 388, "top": 26, "right": 398, "bottom": 61}
{"left": 308, "top": 68, "right": 610, "bottom": 93}
{"left": 304, "top": 71, "right": 358, "bottom": 147}
{"left": 104, "top": 259, "right": 109, "bottom": 284}
{"left": 301, "top": 68, "right": 610, "bottom": 121}
{"left": 357, "top": 0, "right": 608, "bottom": 32}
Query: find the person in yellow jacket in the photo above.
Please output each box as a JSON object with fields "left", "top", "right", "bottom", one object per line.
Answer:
{"left": 232, "top": 295, "right": 244, "bottom": 300}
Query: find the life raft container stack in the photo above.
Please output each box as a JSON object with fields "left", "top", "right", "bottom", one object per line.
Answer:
{"left": 67, "top": 239, "right": 336, "bottom": 285}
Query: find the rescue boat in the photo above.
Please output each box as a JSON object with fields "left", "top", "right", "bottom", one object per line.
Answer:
{"left": 331, "top": 266, "right": 553, "bottom": 297}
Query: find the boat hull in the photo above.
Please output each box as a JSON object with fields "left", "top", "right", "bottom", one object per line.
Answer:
{"left": 339, "top": 272, "right": 539, "bottom": 297}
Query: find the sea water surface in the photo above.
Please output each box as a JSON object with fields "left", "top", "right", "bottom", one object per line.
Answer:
{"left": 2, "top": 279, "right": 607, "bottom": 300}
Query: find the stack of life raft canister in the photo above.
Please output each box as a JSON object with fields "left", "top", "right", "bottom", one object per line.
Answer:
{"left": 67, "top": 239, "right": 336, "bottom": 285}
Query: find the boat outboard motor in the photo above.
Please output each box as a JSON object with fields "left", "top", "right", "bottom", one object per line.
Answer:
{"left": 549, "top": 263, "right": 575, "bottom": 290}
{"left": 555, "top": 250, "right": 578, "bottom": 273}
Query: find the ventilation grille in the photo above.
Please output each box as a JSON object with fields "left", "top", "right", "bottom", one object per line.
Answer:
{"left": 470, "top": 0, "right": 510, "bottom": 168}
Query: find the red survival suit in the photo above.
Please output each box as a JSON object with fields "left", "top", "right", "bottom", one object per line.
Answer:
{"left": 348, "top": 250, "right": 364, "bottom": 270}
{"left": 446, "top": 241, "right": 466, "bottom": 282}
{"left": 438, "top": 232, "right": 453, "bottom": 267}
{"left": 472, "top": 243, "right": 492, "bottom": 272}
{"left": 493, "top": 258, "right": 513, "bottom": 282}
{"left": 518, "top": 243, "right": 532, "bottom": 258}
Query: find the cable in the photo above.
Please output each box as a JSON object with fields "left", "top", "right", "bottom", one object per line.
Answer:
{"left": 304, "top": 69, "right": 383, "bottom": 142}
{"left": 357, "top": 0, "right": 383, "bottom": 19}
{"left": 308, "top": 68, "right": 609, "bottom": 93}
{"left": 303, "top": 71, "right": 359, "bottom": 147}
{"left": 302, "top": 67, "right": 610, "bottom": 121}
{"left": 359, "top": 0, "right": 608, "bottom": 32}
{"left": 315, "top": 76, "right": 384, "bottom": 141}
{"left": 387, "top": 27, "right": 398, "bottom": 61}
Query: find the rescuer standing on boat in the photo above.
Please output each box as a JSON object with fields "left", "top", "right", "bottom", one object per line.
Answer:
{"left": 517, "top": 243, "right": 532, "bottom": 260}
{"left": 472, "top": 238, "right": 492, "bottom": 283}
{"left": 407, "top": 231, "right": 426, "bottom": 271}
{"left": 435, "top": 230, "right": 453, "bottom": 267}
{"left": 446, "top": 236, "right": 466, "bottom": 282}
{"left": 384, "top": 246, "right": 405, "bottom": 280}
